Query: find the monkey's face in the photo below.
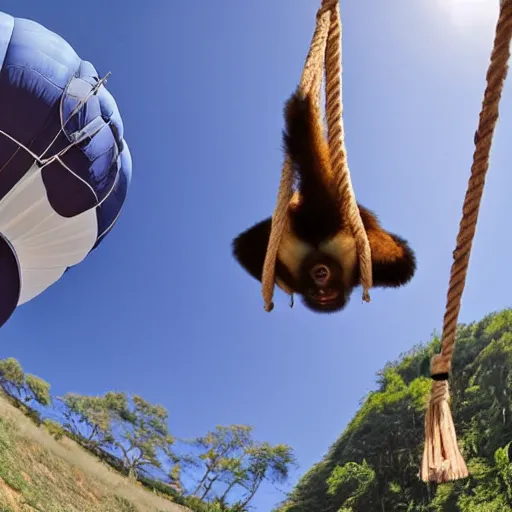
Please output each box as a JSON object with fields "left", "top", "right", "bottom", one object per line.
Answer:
{"left": 298, "top": 252, "right": 347, "bottom": 313}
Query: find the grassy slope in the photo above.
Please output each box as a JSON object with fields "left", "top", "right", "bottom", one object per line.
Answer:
{"left": 0, "top": 395, "right": 189, "bottom": 512}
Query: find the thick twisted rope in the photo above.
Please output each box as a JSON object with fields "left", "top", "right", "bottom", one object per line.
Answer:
{"left": 261, "top": 8, "right": 330, "bottom": 310}
{"left": 261, "top": 0, "right": 372, "bottom": 311}
{"left": 323, "top": 0, "right": 373, "bottom": 301}
{"left": 421, "top": 0, "right": 512, "bottom": 483}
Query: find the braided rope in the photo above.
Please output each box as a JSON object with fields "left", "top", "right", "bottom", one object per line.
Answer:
{"left": 433, "top": 0, "right": 512, "bottom": 383}
{"left": 261, "top": 0, "right": 372, "bottom": 310}
{"left": 421, "top": 0, "right": 512, "bottom": 482}
{"left": 323, "top": 0, "right": 373, "bottom": 301}
{"left": 261, "top": 7, "right": 331, "bottom": 311}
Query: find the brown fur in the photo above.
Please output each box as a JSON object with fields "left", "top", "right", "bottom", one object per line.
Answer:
{"left": 358, "top": 207, "right": 406, "bottom": 262}
{"left": 286, "top": 97, "right": 334, "bottom": 184}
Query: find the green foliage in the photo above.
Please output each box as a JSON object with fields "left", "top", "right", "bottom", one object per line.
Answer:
{"left": 277, "top": 308, "right": 512, "bottom": 512}
{"left": 0, "top": 357, "right": 51, "bottom": 409}
{"left": 60, "top": 390, "right": 128, "bottom": 447}
{"left": 238, "top": 441, "right": 296, "bottom": 509}
{"left": 138, "top": 474, "right": 182, "bottom": 499}
{"left": 42, "top": 418, "right": 65, "bottom": 440}
{"left": 0, "top": 357, "right": 24, "bottom": 388}
{"left": 25, "top": 374, "right": 52, "bottom": 406}
{"left": 182, "top": 495, "right": 247, "bottom": 512}
{"left": 326, "top": 460, "right": 375, "bottom": 509}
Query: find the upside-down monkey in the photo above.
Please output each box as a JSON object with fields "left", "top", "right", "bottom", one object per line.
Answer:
{"left": 231, "top": 92, "right": 416, "bottom": 313}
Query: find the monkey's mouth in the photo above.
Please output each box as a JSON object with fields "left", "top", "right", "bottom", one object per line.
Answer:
{"left": 311, "top": 289, "right": 340, "bottom": 304}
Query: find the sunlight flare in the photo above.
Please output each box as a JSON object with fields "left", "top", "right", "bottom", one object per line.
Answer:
{"left": 437, "top": 0, "right": 499, "bottom": 30}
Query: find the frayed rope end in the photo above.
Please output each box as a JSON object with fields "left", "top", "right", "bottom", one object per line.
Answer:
{"left": 420, "top": 356, "right": 468, "bottom": 483}
{"left": 362, "top": 288, "right": 371, "bottom": 303}
{"left": 264, "top": 301, "right": 274, "bottom": 313}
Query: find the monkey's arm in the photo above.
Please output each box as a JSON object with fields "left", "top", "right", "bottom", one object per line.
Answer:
{"left": 232, "top": 218, "right": 272, "bottom": 282}
{"left": 232, "top": 218, "right": 299, "bottom": 290}
{"left": 358, "top": 206, "right": 417, "bottom": 288}
{"left": 368, "top": 231, "right": 416, "bottom": 288}
{"left": 283, "top": 93, "right": 341, "bottom": 234}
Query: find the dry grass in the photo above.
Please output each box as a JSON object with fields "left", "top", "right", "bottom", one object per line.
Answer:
{"left": 0, "top": 396, "right": 189, "bottom": 512}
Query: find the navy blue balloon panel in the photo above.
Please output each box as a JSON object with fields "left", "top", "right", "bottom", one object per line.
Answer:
{"left": 0, "top": 12, "right": 132, "bottom": 327}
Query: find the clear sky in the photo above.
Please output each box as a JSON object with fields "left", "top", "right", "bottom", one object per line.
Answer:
{"left": 0, "top": 1, "right": 510, "bottom": 510}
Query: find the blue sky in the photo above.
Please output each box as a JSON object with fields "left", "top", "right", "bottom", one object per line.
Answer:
{"left": 0, "top": 0, "right": 509, "bottom": 510}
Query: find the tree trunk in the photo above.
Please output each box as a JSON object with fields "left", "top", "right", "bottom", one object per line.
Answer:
{"left": 87, "top": 424, "right": 99, "bottom": 442}
{"left": 220, "top": 479, "right": 238, "bottom": 502}
{"left": 240, "top": 477, "right": 263, "bottom": 509}
{"left": 192, "top": 467, "right": 212, "bottom": 496}
{"left": 200, "top": 474, "right": 219, "bottom": 500}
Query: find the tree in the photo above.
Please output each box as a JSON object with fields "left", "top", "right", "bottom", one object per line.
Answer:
{"left": 167, "top": 462, "right": 184, "bottom": 493}
{"left": 163, "top": 448, "right": 198, "bottom": 496}
{"left": 111, "top": 394, "right": 174, "bottom": 478}
{"left": 60, "top": 392, "right": 175, "bottom": 479}
{"left": 60, "top": 391, "right": 128, "bottom": 448}
{"left": 0, "top": 357, "right": 24, "bottom": 395}
{"left": 239, "top": 442, "right": 296, "bottom": 509}
{"left": 191, "top": 425, "right": 254, "bottom": 500}
{"left": 218, "top": 456, "right": 250, "bottom": 504}
{"left": 0, "top": 357, "right": 51, "bottom": 407}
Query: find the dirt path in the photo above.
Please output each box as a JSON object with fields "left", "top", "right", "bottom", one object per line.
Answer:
{"left": 0, "top": 396, "right": 189, "bottom": 512}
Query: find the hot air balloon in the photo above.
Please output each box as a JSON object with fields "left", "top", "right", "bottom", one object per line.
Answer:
{"left": 0, "top": 12, "right": 132, "bottom": 327}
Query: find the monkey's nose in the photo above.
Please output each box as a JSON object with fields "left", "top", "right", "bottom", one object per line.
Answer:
{"left": 311, "top": 264, "right": 330, "bottom": 284}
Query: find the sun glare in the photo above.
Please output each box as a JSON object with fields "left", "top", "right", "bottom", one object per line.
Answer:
{"left": 437, "top": 0, "right": 499, "bottom": 31}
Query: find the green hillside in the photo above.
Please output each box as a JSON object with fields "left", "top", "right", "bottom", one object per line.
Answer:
{"left": 276, "top": 308, "right": 512, "bottom": 512}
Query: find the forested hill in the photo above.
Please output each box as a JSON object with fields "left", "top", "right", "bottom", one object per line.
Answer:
{"left": 275, "top": 308, "right": 512, "bottom": 512}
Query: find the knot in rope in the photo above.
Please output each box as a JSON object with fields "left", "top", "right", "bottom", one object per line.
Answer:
{"left": 430, "top": 353, "right": 451, "bottom": 378}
